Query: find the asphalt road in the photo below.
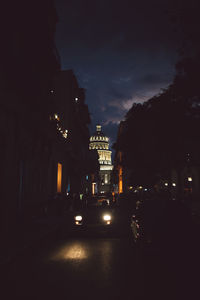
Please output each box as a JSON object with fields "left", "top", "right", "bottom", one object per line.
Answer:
{"left": 1, "top": 228, "right": 199, "bottom": 300}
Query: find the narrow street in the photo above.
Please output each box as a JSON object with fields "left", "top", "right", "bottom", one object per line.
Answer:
{"left": 1, "top": 2, "right": 200, "bottom": 300}
{"left": 2, "top": 226, "right": 198, "bottom": 300}
{"left": 2, "top": 232, "right": 143, "bottom": 300}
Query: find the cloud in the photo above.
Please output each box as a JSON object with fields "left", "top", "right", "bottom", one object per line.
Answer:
{"left": 55, "top": 0, "right": 178, "bottom": 143}
{"left": 104, "top": 118, "right": 121, "bottom": 126}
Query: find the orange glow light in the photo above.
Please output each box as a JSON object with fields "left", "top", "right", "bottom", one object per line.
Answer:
{"left": 57, "top": 163, "right": 62, "bottom": 193}
{"left": 92, "top": 182, "right": 96, "bottom": 195}
{"left": 119, "top": 166, "right": 123, "bottom": 193}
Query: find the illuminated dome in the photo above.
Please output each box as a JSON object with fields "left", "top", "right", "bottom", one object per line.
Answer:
{"left": 89, "top": 125, "right": 112, "bottom": 167}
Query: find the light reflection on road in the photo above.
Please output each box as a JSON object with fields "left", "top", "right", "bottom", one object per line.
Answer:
{"left": 50, "top": 242, "right": 89, "bottom": 261}
{"left": 49, "top": 238, "right": 120, "bottom": 267}
{"left": 3, "top": 236, "right": 145, "bottom": 299}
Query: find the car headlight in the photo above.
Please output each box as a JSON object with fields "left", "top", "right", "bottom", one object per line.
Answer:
{"left": 103, "top": 214, "right": 111, "bottom": 221}
{"left": 75, "top": 215, "right": 82, "bottom": 221}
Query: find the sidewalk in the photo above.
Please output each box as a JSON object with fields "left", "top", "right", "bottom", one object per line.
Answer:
{"left": 0, "top": 212, "right": 73, "bottom": 265}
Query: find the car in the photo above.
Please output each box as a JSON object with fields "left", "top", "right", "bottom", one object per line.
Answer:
{"left": 72, "top": 197, "right": 132, "bottom": 236}
{"left": 73, "top": 199, "right": 115, "bottom": 233}
{"left": 130, "top": 198, "right": 191, "bottom": 249}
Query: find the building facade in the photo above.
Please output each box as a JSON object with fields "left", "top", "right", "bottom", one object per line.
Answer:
{"left": 89, "top": 125, "right": 113, "bottom": 194}
{"left": 0, "top": 0, "right": 60, "bottom": 246}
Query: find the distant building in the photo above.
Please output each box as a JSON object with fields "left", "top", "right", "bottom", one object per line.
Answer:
{"left": 52, "top": 70, "right": 93, "bottom": 197}
{"left": 113, "top": 121, "right": 125, "bottom": 194}
{"left": 89, "top": 125, "right": 113, "bottom": 194}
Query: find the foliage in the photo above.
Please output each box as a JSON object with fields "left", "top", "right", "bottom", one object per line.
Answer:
{"left": 116, "top": 81, "right": 200, "bottom": 186}
{"left": 114, "top": 2, "right": 200, "bottom": 187}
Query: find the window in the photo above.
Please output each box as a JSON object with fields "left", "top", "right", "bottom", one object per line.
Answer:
{"left": 105, "top": 174, "right": 108, "bottom": 184}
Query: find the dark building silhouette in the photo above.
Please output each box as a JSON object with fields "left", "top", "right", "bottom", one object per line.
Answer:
{"left": 113, "top": 121, "right": 126, "bottom": 194}
{"left": 0, "top": 1, "right": 99, "bottom": 250}
{"left": 0, "top": 0, "right": 60, "bottom": 247}
{"left": 51, "top": 70, "right": 99, "bottom": 199}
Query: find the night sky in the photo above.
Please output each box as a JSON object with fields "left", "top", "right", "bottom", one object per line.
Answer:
{"left": 55, "top": 0, "right": 180, "bottom": 145}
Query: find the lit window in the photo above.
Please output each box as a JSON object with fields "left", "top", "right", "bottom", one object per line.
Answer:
{"left": 188, "top": 177, "right": 192, "bottom": 182}
{"left": 92, "top": 182, "right": 96, "bottom": 195}
{"left": 105, "top": 174, "right": 108, "bottom": 184}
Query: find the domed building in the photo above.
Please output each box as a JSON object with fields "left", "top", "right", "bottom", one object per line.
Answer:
{"left": 89, "top": 125, "right": 113, "bottom": 194}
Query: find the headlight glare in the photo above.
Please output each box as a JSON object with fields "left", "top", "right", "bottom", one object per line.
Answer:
{"left": 75, "top": 215, "right": 82, "bottom": 221}
{"left": 103, "top": 214, "right": 111, "bottom": 221}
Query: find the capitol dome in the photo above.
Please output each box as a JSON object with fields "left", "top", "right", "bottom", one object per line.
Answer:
{"left": 89, "top": 125, "right": 112, "bottom": 167}
{"left": 89, "top": 125, "right": 113, "bottom": 194}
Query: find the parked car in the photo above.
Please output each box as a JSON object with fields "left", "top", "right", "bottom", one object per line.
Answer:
{"left": 131, "top": 198, "right": 191, "bottom": 249}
